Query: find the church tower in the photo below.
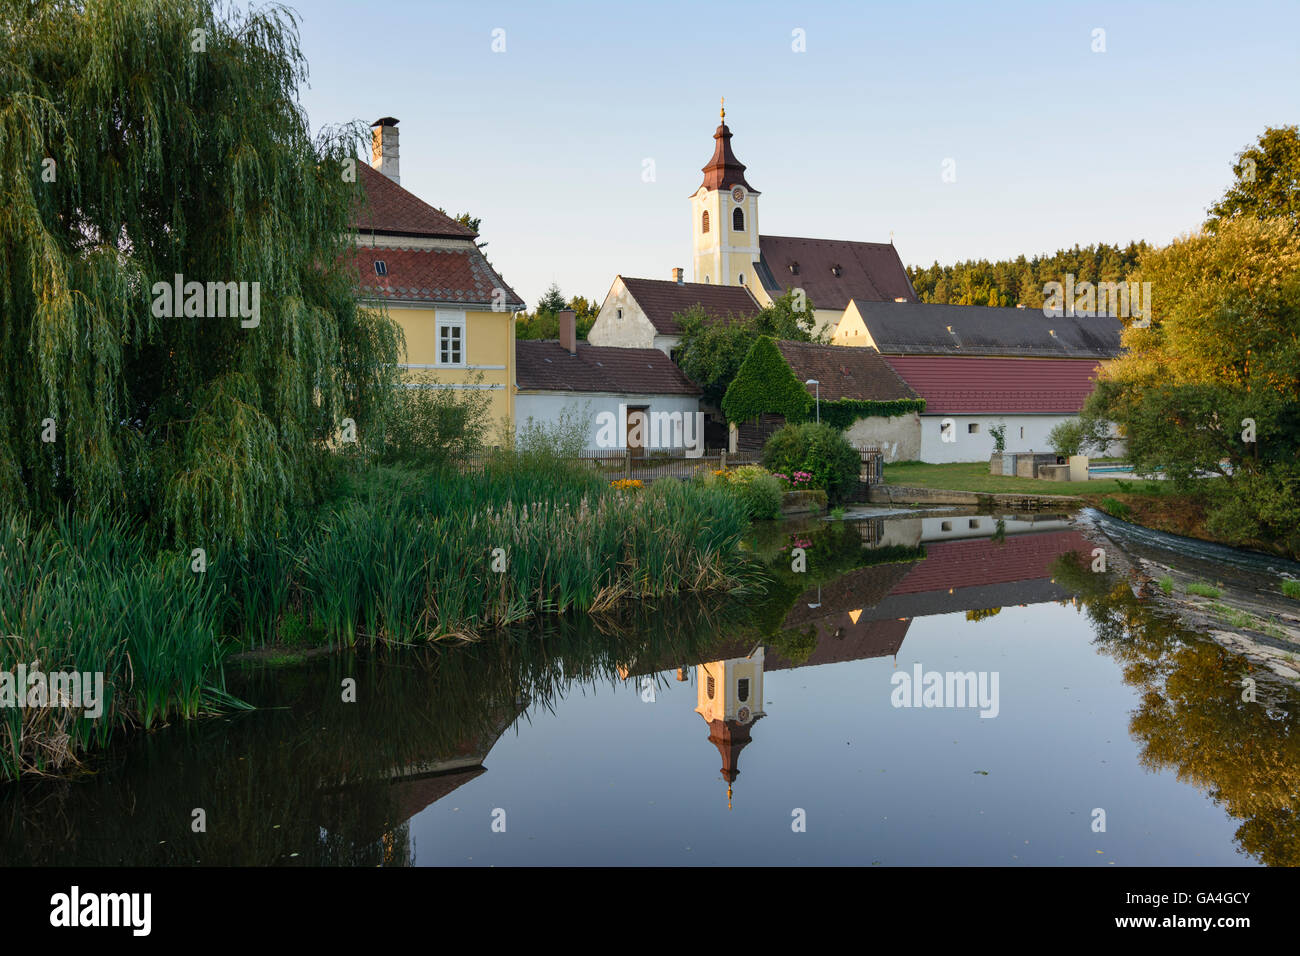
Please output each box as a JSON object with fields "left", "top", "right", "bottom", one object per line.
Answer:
{"left": 691, "top": 99, "right": 763, "bottom": 293}
{"left": 695, "top": 646, "right": 766, "bottom": 808}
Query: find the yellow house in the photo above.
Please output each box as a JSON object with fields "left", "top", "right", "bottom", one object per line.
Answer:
{"left": 353, "top": 118, "right": 524, "bottom": 429}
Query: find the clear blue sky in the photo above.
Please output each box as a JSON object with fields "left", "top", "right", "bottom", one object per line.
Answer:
{"left": 290, "top": 0, "right": 1299, "bottom": 309}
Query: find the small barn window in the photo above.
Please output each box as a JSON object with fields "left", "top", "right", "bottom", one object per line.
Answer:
{"left": 941, "top": 521, "right": 952, "bottom": 531}
{"left": 373, "top": 260, "right": 387, "bottom": 276}
{"left": 702, "top": 211, "right": 710, "bottom": 233}
{"left": 733, "top": 208, "right": 744, "bottom": 231}
{"left": 969, "top": 519, "right": 980, "bottom": 529}
{"left": 968, "top": 423, "right": 979, "bottom": 434}
{"left": 738, "top": 678, "right": 750, "bottom": 702}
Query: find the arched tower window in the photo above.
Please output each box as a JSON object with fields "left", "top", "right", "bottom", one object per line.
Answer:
{"left": 738, "top": 678, "right": 749, "bottom": 702}
{"left": 733, "top": 207, "right": 744, "bottom": 231}
{"left": 702, "top": 210, "right": 710, "bottom": 234}
{"left": 707, "top": 675, "right": 715, "bottom": 699}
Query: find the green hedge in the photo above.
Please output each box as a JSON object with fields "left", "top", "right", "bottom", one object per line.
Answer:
{"left": 817, "top": 397, "right": 926, "bottom": 430}
{"left": 722, "top": 336, "right": 812, "bottom": 424}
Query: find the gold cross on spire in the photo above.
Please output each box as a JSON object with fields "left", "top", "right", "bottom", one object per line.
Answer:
{"left": 720, "top": 96, "right": 725, "bottom": 121}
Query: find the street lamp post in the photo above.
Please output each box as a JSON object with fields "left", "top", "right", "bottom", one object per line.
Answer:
{"left": 805, "top": 379, "right": 820, "bottom": 424}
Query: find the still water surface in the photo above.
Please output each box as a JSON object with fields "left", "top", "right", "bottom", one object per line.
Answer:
{"left": 3, "top": 510, "right": 1297, "bottom": 865}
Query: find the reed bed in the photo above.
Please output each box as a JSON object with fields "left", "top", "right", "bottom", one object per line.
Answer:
{"left": 0, "top": 454, "right": 758, "bottom": 778}
{"left": 0, "top": 510, "right": 237, "bottom": 779}
{"left": 297, "top": 460, "right": 755, "bottom": 647}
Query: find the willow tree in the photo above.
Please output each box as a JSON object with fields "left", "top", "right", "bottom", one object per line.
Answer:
{"left": 0, "top": 0, "right": 402, "bottom": 549}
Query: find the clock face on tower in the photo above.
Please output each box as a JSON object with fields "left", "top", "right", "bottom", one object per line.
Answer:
{"left": 731, "top": 186, "right": 745, "bottom": 203}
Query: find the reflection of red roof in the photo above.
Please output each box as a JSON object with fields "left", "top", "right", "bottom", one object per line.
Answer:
{"left": 890, "top": 530, "right": 1092, "bottom": 596}
{"left": 882, "top": 355, "right": 1104, "bottom": 414}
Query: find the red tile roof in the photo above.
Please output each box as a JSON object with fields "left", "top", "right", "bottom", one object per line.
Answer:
{"left": 516, "top": 340, "right": 702, "bottom": 395}
{"left": 775, "top": 341, "right": 921, "bottom": 403}
{"left": 352, "top": 163, "right": 477, "bottom": 239}
{"left": 881, "top": 355, "right": 1105, "bottom": 414}
{"left": 757, "top": 236, "right": 916, "bottom": 310}
{"left": 889, "top": 530, "right": 1094, "bottom": 596}
{"left": 620, "top": 277, "right": 760, "bottom": 335}
{"left": 354, "top": 246, "right": 523, "bottom": 310}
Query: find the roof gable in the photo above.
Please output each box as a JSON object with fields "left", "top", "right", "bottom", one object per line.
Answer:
{"left": 758, "top": 236, "right": 916, "bottom": 311}
{"left": 619, "top": 277, "right": 760, "bottom": 336}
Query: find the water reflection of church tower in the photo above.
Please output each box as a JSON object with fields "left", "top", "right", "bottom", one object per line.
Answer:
{"left": 695, "top": 647, "right": 766, "bottom": 808}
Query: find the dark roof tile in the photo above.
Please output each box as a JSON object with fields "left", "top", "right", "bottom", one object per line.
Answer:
{"left": 517, "top": 340, "right": 701, "bottom": 395}
{"left": 855, "top": 300, "right": 1123, "bottom": 358}
{"left": 758, "top": 236, "right": 915, "bottom": 310}
{"left": 620, "top": 277, "right": 760, "bottom": 335}
{"left": 775, "top": 341, "right": 921, "bottom": 403}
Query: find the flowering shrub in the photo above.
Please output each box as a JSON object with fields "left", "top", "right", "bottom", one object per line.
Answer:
{"left": 695, "top": 464, "right": 782, "bottom": 519}
{"left": 609, "top": 479, "right": 644, "bottom": 490}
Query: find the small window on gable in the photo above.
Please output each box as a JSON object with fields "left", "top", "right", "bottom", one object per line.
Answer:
{"left": 702, "top": 211, "right": 710, "bottom": 234}
{"left": 968, "top": 423, "right": 979, "bottom": 434}
{"left": 374, "top": 260, "right": 387, "bottom": 276}
{"left": 733, "top": 208, "right": 744, "bottom": 231}
{"left": 738, "top": 678, "right": 750, "bottom": 702}
{"left": 617, "top": 308, "right": 623, "bottom": 320}
{"left": 738, "top": 273, "right": 745, "bottom": 285}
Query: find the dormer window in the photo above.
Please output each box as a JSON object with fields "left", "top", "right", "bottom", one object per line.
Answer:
{"left": 702, "top": 211, "right": 710, "bottom": 234}
{"left": 374, "top": 260, "right": 388, "bottom": 276}
{"left": 831, "top": 264, "right": 842, "bottom": 277}
{"left": 789, "top": 262, "right": 800, "bottom": 275}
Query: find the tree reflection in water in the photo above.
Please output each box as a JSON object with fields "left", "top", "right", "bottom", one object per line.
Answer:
{"left": 1052, "top": 551, "right": 1300, "bottom": 866}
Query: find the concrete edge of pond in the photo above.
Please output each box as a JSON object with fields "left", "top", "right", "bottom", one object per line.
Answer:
{"left": 1077, "top": 509, "right": 1300, "bottom": 687}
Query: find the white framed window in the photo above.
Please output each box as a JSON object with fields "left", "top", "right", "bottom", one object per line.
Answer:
{"left": 436, "top": 309, "right": 466, "bottom": 366}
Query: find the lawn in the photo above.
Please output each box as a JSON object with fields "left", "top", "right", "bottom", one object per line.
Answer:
{"left": 882, "top": 460, "right": 1150, "bottom": 497}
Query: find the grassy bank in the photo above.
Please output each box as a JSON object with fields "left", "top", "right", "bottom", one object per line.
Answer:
{"left": 0, "top": 455, "right": 758, "bottom": 780}
{"left": 882, "top": 460, "right": 1137, "bottom": 496}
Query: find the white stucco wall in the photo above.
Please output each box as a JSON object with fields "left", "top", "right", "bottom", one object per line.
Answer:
{"left": 587, "top": 279, "right": 658, "bottom": 351}
{"left": 918, "top": 414, "right": 1075, "bottom": 463}
{"left": 844, "top": 412, "right": 921, "bottom": 462}
{"left": 515, "top": 392, "right": 702, "bottom": 451}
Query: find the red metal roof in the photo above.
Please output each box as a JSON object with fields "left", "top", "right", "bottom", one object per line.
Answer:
{"left": 881, "top": 355, "right": 1104, "bottom": 414}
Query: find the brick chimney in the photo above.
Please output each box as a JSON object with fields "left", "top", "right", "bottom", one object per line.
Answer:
{"left": 559, "top": 309, "right": 577, "bottom": 355}
{"left": 370, "top": 117, "right": 400, "bottom": 184}
{"left": 672, "top": 267, "right": 685, "bottom": 284}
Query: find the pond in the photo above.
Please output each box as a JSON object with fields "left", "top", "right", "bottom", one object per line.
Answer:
{"left": 3, "top": 509, "right": 1297, "bottom": 866}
